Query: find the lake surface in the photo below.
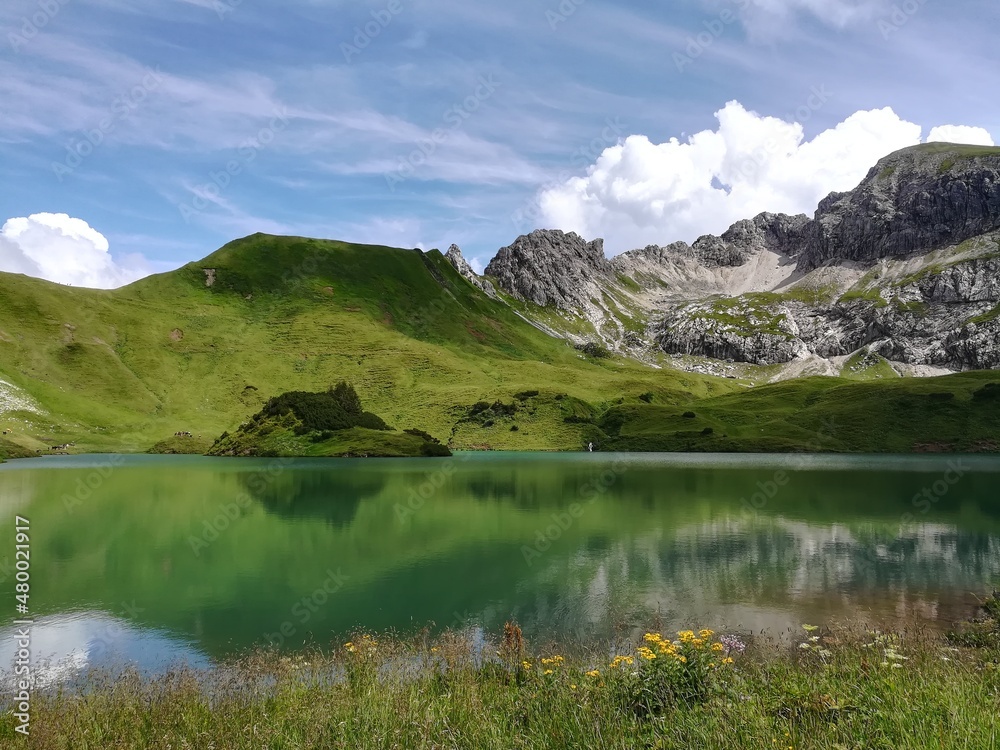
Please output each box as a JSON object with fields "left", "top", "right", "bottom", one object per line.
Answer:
{"left": 1, "top": 452, "right": 999, "bottom": 682}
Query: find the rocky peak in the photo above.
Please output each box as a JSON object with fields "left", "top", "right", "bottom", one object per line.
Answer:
{"left": 444, "top": 244, "right": 497, "bottom": 298}
{"left": 484, "top": 230, "right": 611, "bottom": 309}
{"left": 799, "top": 143, "right": 1000, "bottom": 269}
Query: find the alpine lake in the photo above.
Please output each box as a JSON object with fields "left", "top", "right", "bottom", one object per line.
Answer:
{"left": 1, "top": 452, "right": 998, "bottom": 684}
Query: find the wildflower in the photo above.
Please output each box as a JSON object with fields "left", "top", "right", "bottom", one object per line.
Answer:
{"left": 430, "top": 647, "right": 439, "bottom": 653}
{"left": 676, "top": 655, "right": 687, "bottom": 664}
{"left": 699, "top": 629, "right": 714, "bottom": 639}
{"left": 722, "top": 657, "right": 734, "bottom": 665}
{"left": 344, "top": 642, "right": 356, "bottom": 653}
{"left": 570, "top": 684, "right": 577, "bottom": 690}
{"left": 692, "top": 638, "right": 705, "bottom": 648}
{"left": 610, "top": 655, "right": 634, "bottom": 669}
{"left": 544, "top": 669, "right": 554, "bottom": 675}
{"left": 637, "top": 647, "right": 657, "bottom": 661}
{"left": 541, "top": 655, "right": 565, "bottom": 666}
{"left": 586, "top": 669, "right": 600, "bottom": 678}
{"left": 521, "top": 661, "right": 533, "bottom": 670}
{"left": 720, "top": 635, "right": 746, "bottom": 654}
{"left": 711, "top": 643, "right": 725, "bottom": 653}
{"left": 678, "top": 630, "right": 695, "bottom": 642}
{"left": 802, "top": 624, "right": 819, "bottom": 633}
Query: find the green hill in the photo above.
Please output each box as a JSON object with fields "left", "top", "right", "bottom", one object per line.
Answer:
{"left": 0, "top": 234, "right": 729, "bottom": 454}
{"left": 0, "top": 233, "right": 998, "bottom": 456}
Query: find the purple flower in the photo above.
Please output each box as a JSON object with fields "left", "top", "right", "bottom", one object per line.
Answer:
{"left": 719, "top": 635, "right": 746, "bottom": 654}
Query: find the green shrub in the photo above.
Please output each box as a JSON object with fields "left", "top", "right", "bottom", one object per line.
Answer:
{"left": 514, "top": 390, "right": 539, "bottom": 400}
{"left": 682, "top": 411, "right": 696, "bottom": 419}
{"left": 639, "top": 392, "right": 654, "bottom": 403}
{"left": 576, "top": 342, "right": 612, "bottom": 359}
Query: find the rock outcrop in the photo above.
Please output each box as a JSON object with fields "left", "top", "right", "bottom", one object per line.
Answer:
{"left": 477, "top": 143, "right": 1000, "bottom": 374}
{"left": 444, "top": 245, "right": 497, "bottom": 298}
{"left": 484, "top": 230, "right": 611, "bottom": 310}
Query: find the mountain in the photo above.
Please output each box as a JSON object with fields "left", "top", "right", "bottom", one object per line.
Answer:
{"left": 0, "top": 234, "right": 730, "bottom": 454}
{"left": 1, "top": 145, "right": 1000, "bottom": 456}
{"left": 466, "top": 143, "right": 1000, "bottom": 377}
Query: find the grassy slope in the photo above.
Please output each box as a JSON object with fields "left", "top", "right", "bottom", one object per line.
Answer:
{"left": 599, "top": 373, "right": 1000, "bottom": 453}
{"left": 1, "top": 232, "right": 999, "bottom": 455}
{"left": 0, "top": 234, "right": 731, "bottom": 453}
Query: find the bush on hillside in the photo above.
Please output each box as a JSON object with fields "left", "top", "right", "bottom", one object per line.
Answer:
{"left": 260, "top": 382, "right": 390, "bottom": 433}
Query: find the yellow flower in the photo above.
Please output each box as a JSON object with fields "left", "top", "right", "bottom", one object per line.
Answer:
{"left": 677, "top": 630, "right": 695, "bottom": 641}
{"left": 344, "top": 642, "right": 356, "bottom": 653}
{"left": 544, "top": 669, "right": 553, "bottom": 675}
{"left": 637, "top": 647, "right": 657, "bottom": 661}
{"left": 722, "top": 657, "right": 734, "bottom": 665}
{"left": 676, "top": 655, "right": 687, "bottom": 663}
{"left": 711, "top": 643, "right": 725, "bottom": 652}
{"left": 644, "top": 633, "right": 664, "bottom": 644}
{"left": 570, "top": 684, "right": 577, "bottom": 690}
{"left": 586, "top": 669, "right": 600, "bottom": 678}
{"left": 699, "top": 629, "right": 714, "bottom": 639}
{"left": 610, "top": 655, "right": 634, "bottom": 669}
{"left": 521, "top": 661, "right": 533, "bottom": 670}
{"left": 541, "top": 655, "right": 565, "bottom": 666}
{"left": 430, "top": 647, "right": 439, "bottom": 653}
{"left": 692, "top": 638, "right": 705, "bottom": 648}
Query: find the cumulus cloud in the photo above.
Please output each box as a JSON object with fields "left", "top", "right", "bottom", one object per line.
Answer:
{"left": 537, "top": 102, "right": 995, "bottom": 254}
{"left": 0, "top": 213, "right": 151, "bottom": 288}
{"left": 926, "top": 125, "right": 995, "bottom": 146}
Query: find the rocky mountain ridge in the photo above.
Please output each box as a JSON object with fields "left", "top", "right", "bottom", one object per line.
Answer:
{"left": 447, "top": 143, "right": 1000, "bottom": 377}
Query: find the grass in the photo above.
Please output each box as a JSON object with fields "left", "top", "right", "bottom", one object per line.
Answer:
{"left": 597, "top": 372, "right": 1000, "bottom": 453}
{"left": 840, "top": 351, "right": 901, "bottom": 382}
{"left": 5, "top": 608, "right": 998, "bottom": 749}
{"left": 1, "top": 232, "right": 999, "bottom": 457}
{"left": 0, "top": 234, "right": 733, "bottom": 454}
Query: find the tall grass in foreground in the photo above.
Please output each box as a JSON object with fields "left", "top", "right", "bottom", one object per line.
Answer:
{"left": 3, "top": 606, "right": 999, "bottom": 750}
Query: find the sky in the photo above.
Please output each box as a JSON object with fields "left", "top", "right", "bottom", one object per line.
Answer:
{"left": 0, "top": 0, "right": 997, "bottom": 288}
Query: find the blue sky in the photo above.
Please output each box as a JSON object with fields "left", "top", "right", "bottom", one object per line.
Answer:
{"left": 1, "top": 0, "right": 997, "bottom": 286}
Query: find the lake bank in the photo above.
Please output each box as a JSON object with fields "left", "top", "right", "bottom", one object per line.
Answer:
{"left": 3, "top": 611, "right": 998, "bottom": 749}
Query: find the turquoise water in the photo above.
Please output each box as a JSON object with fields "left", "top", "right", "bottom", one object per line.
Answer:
{"left": 0, "top": 452, "right": 998, "bottom": 681}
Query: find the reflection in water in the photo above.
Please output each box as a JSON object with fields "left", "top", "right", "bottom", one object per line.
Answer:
{"left": 0, "top": 453, "right": 998, "bottom": 681}
{"left": 246, "top": 469, "right": 387, "bottom": 527}
{"left": 0, "top": 612, "right": 210, "bottom": 688}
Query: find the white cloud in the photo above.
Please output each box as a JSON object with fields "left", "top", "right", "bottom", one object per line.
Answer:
{"left": 537, "top": 102, "right": 994, "bottom": 254}
{"left": 0, "top": 213, "right": 150, "bottom": 288}
{"left": 926, "top": 125, "right": 995, "bottom": 146}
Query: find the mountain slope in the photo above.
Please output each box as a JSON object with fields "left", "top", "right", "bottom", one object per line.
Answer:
{"left": 0, "top": 235, "right": 731, "bottom": 453}
{"left": 467, "top": 143, "right": 1000, "bottom": 376}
